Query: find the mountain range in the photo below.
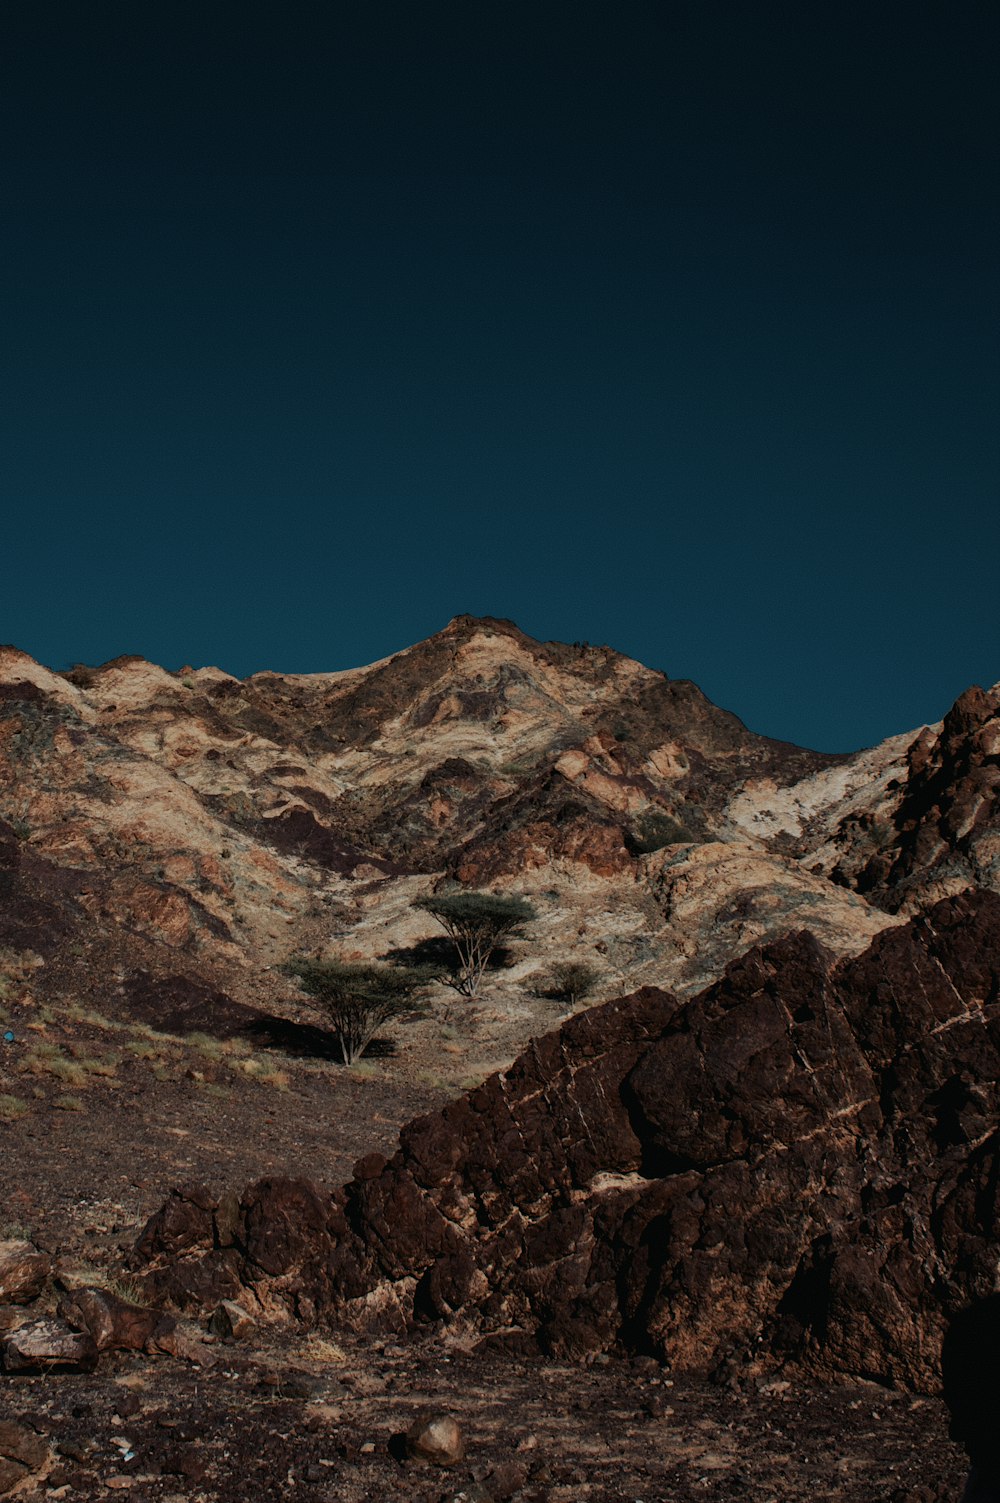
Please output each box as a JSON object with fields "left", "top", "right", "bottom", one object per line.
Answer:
{"left": 3, "top": 613, "right": 996, "bottom": 1030}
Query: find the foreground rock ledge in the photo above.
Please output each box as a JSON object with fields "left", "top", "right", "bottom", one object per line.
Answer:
{"left": 132, "top": 889, "right": 1000, "bottom": 1391}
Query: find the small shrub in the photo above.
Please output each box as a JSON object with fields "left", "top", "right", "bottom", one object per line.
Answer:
{"left": 346, "top": 1060, "right": 379, "bottom": 1080}
{"left": 25, "top": 1044, "right": 94, "bottom": 1082}
{"left": 298, "top": 1334, "right": 348, "bottom": 1366}
{"left": 540, "top": 961, "right": 600, "bottom": 1007}
{"left": 124, "top": 1040, "right": 161, "bottom": 1061}
{"left": 79, "top": 1056, "right": 119, "bottom": 1078}
{"left": 62, "top": 1004, "right": 117, "bottom": 1030}
{"left": 27, "top": 1041, "right": 62, "bottom": 1064}
{"left": 47, "top": 1058, "right": 89, "bottom": 1087}
{"left": 627, "top": 810, "right": 694, "bottom": 855}
{"left": 0, "top": 1094, "right": 29, "bottom": 1121}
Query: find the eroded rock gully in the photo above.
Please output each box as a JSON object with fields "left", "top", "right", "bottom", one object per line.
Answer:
{"left": 134, "top": 889, "right": 1000, "bottom": 1392}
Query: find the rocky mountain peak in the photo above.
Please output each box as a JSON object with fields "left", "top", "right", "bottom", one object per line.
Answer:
{"left": 0, "top": 622, "right": 996, "bottom": 1045}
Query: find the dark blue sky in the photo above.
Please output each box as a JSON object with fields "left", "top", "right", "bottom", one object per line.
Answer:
{"left": 4, "top": 2, "right": 997, "bottom": 751}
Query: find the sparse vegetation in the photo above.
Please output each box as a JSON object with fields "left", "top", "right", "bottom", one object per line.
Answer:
{"left": 47, "top": 1057, "right": 90, "bottom": 1086}
{"left": 413, "top": 891, "right": 537, "bottom": 998}
{"left": 0, "top": 1093, "right": 29, "bottom": 1121}
{"left": 199, "top": 1081, "right": 232, "bottom": 1099}
{"left": 236, "top": 1056, "right": 290, "bottom": 1089}
{"left": 186, "top": 1031, "right": 225, "bottom": 1060}
{"left": 539, "top": 960, "right": 600, "bottom": 1007}
{"left": 627, "top": 809, "right": 694, "bottom": 854}
{"left": 124, "top": 1039, "right": 162, "bottom": 1061}
{"left": 257, "top": 1066, "right": 290, "bottom": 1090}
{"left": 103, "top": 1272, "right": 147, "bottom": 1305}
{"left": 285, "top": 958, "right": 432, "bottom": 1065}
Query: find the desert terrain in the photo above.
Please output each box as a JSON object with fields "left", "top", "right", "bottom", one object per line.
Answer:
{"left": 2, "top": 614, "right": 998, "bottom": 1500}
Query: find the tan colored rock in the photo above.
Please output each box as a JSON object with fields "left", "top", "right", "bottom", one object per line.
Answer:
{"left": 645, "top": 741, "right": 688, "bottom": 779}
{"left": 640, "top": 841, "right": 900, "bottom": 995}
{"left": 0, "top": 1241, "right": 50, "bottom": 1305}
{"left": 1, "top": 1318, "right": 98, "bottom": 1372}
{"left": 405, "top": 1412, "right": 466, "bottom": 1466}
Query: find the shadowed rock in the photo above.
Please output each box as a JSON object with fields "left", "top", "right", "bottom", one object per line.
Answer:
{"left": 134, "top": 889, "right": 1000, "bottom": 1390}
{"left": 0, "top": 1420, "right": 48, "bottom": 1495}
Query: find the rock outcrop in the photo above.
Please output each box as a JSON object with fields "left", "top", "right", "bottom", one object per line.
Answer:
{"left": 134, "top": 889, "right": 1000, "bottom": 1391}
{"left": 854, "top": 684, "right": 1000, "bottom": 910}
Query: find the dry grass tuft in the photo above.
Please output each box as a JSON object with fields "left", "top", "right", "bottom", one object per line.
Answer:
{"left": 124, "top": 1039, "right": 162, "bottom": 1061}
{"left": 296, "top": 1333, "right": 348, "bottom": 1366}
{"left": 257, "top": 1067, "right": 291, "bottom": 1090}
{"left": 103, "top": 1272, "right": 148, "bottom": 1305}
{"left": 185, "top": 1032, "right": 225, "bottom": 1060}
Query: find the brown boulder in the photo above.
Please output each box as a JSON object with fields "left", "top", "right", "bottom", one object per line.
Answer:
{"left": 0, "top": 1240, "right": 50, "bottom": 1305}
{"left": 0, "top": 1420, "right": 48, "bottom": 1496}
{"left": 208, "top": 1299, "right": 256, "bottom": 1339}
{"left": 405, "top": 1411, "right": 466, "bottom": 1466}
{"left": 58, "top": 1287, "right": 160, "bottom": 1352}
{"left": 854, "top": 683, "right": 1000, "bottom": 911}
{"left": 146, "top": 1315, "right": 216, "bottom": 1366}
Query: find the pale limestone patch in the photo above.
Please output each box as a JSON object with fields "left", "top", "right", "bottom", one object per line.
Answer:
{"left": 635, "top": 841, "right": 901, "bottom": 995}
{"left": 723, "top": 728, "right": 922, "bottom": 846}
{"left": 85, "top": 658, "right": 189, "bottom": 712}
{"left": 0, "top": 648, "right": 96, "bottom": 721}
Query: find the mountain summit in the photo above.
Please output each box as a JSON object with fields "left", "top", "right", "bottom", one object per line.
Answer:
{"left": 1, "top": 619, "right": 996, "bottom": 1029}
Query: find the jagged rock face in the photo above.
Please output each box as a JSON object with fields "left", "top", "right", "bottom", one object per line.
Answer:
{"left": 134, "top": 891, "right": 1000, "bottom": 1391}
{"left": 852, "top": 685, "right": 1000, "bottom": 910}
{"left": 727, "top": 681, "right": 1000, "bottom": 919}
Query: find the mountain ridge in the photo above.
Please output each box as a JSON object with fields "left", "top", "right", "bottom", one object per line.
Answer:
{"left": 1, "top": 618, "right": 996, "bottom": 1032}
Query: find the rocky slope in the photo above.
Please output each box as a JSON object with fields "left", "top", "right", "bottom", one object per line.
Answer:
{"left": 132, "top": 889, "right": 1000, "bottom": 1393}
{"left": 8, "top": 612, "right": 993, "bottom": 1041}
{"left": 2, "top": 616, "right": 999, "bottom": 1502}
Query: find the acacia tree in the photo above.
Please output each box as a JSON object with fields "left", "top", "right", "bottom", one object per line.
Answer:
{"left": 285, "top": 958, "right": 430, "bottom": 1065}
{"left": 413, "top": 891, "right": 537, "bottom": 998}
